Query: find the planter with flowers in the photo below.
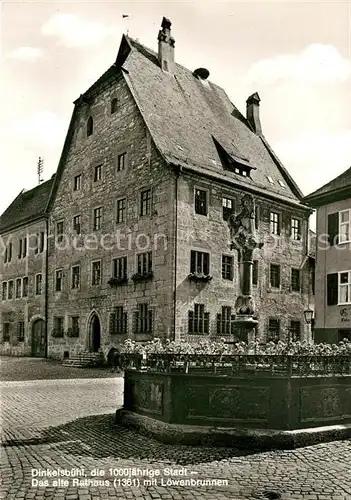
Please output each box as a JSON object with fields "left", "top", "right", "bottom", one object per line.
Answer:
{"left": 188, "top": 272, "right": 213, "bottom": 282}
{"left": 108, "top": 277, "right": 128, "bottom": 287}
{"left": 131, "top": 271, "right": 153, "bottom": 282}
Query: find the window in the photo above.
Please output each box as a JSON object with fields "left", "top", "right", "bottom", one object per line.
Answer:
{"left": 94, "top": 164, "right": 102, "bottom": 182}
{"left": 278, "top": 180, "right": 285, "bottom": 188}
{"left": 39, "top": 232, "right": 45, "bottom": 253}
{"left": 3, "top": 323, "right": 10, "bottom": 342}
{"left": 2, "top": 282, "right": 7, "bottom": 301}
{"left": 267, "top": 176, "right": 274, "bottom": 184}
{"left": 291, "top": 218, "right": 301, "bottom": 241}
{"left": 267, "top": 318, "right": 280, "bottom": 342}
{"left": 22, "top": 277, "right": 28, "bottom": 298}
{"left": 117, "top": 152, "right": 126, "bottom": 172}
{"left": 93, "top": 207, "right": 102, "bottom": 231}
{"left": 291, "top": 268, "right": 301, "bottom": 292}
{"left": 56, "top": 270, "right": 63, "bottom": 292}
{"left": 134, "top": 304, "right": 152, "bottom": 334}
{"left": 289, "top": 320, "right": 301, "bottom": 341}
{"left": 73, "top": 174, "right": 81, "bottom": 191}
{"left": 339, "top": 271, "right": 351, "bottom": 304}
{"left": 4, "top": 242, "right": 12, "bottom": 263}
{"left": 92, "top": 261, "right": 101, "bottom": 285}
{"left": 252, "top": 260, "right": 258, "bottom": 286}
{"left": 17, "top": 322, "right": 25, "bottom": 342}
{"left": 188, "top": 304, "right": 210, "bottom": 334}
{"left": 137, "top": 252, "right": 152, "bottom": 275}
{"left": 222, "top": 255, "right": 233, "bottom": 280}
{"left": 71, "top": 316, "right": 80, "bottom": 336}
{"left": 73, "top": 215, "right": 81, "bottom": 235}
{"left": 16, "top": 278, "right": 22, "bottom": 298}
{"left": 53, "top": 317, "right": 64, "bottom": 337}
{"left": 195, "top": 188, "right": 208, "bottom": 216}
{"left": 112, "top": 256, "right": 127, "bottom": 279}
{"left": 222, "top": 197, "right": 234, "bottom": 221}
{"left": 140, "top": 189, "right": 151, "bottom": 216}
{"left": 87, "top": 116, "right": 93, "bottom": 137}
{"left": 116, "top": 198, "right": 126, "bottom": 223}
{"left": 111, "top": 98, "right": 118, "bottom": 114}
{"left": 72, "top": 266, "right": 80, "bottom": 289}
{"left": 56, "top": 221, "right": 64, "bottom": 243}
{"left": 8, "top": 280, "right": 14, "bottom": 299}
{"left": 110, "top": 306, "right": 128, "bottom": 335}
{"left": 327, "top": 212, "right": 339, "bottom": 246}
{"left": 190, "top": 251, "right": 210, "bottom": 275}
{"left": 339, "top": 209, "right": 351, "bottom": 243}
{"left": 18, "top": 239, "right": 22, "bottom": 259}
{"left": 270, "top": 264, "right": 280, "bottom": 288}
{"left": 35, "top": 274, "right": 42, "bottom": 295}
{"left": 270, "top": 212, "right": 280, "bottom": 235}
{"left": 216, "top": 306, "right": 235, "bottom": 335}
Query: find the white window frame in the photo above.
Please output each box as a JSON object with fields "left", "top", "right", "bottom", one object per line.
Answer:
{"left": 291, "top": 217, "right": 301, "bottom": 241}
{"left": 339, "top": 209, "right": 351, "bottom": 244}
{"left": 71, "top": 265, "right": 80, "bottom": 289}
{"left": 91, "top": 259, "right": 102, "bottom": 286}
{"left": 194, "top": 186, "right": 209, "bottom": 217}
{"left": 338, "top": 270, "right": 351, "bottom": 305}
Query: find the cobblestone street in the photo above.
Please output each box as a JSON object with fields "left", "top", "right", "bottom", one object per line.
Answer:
{"left": 1, "top": 357, "right": 351, "bottom": 500}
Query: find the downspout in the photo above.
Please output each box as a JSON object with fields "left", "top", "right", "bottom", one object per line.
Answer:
{"left": 45, "top": 217, "right": 49, "bottom": 358}
{"left": 173, "top": 166, "right": 181, "bottom": 340}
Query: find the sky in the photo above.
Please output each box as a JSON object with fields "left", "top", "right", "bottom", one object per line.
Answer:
{"left": 0, "top": 0, "right": 350, "bottom": 229}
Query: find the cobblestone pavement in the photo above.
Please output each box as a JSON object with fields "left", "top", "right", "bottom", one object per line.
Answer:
{"left": 1, "top": 360, "right": 351, "bottom": 500}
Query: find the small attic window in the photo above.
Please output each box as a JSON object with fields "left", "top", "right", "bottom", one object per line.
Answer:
{"left": 111, "top": 98, "right": 118, "bottom": 114}
{"left": 267, "top": 176, "right": 274, "bottom": 184}
{"left": 163, "top": 60, "right": 169, "bottom": 72}
{"left": 278, "top": 180, "right": 286, "bottom": 188}
{"left": 87, "top": 116, "right": 93, "bottom": 137}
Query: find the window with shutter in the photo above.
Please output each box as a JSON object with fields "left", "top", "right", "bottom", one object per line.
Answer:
{"left": 328, "top": 213, "right": 339, "bottom": 246}
{"left": 327, "top": 273, "right": 338, "bottom": 305}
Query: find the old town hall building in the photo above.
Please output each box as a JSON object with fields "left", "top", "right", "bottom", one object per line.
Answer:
{"left": 0, "top": 18, "right": 315, "bottom": 359}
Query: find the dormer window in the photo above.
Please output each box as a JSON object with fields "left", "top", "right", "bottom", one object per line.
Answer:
{"left": 267, "top": 176, "right": 274, "bottom": 184}
{"left": 212, "top": 137, "right": 255, "bottom": 178}
{"left": 278, "top": 180, "right": 285, "bottom": 188}
{"left": 87, "top": 116, "right": 93, "bottom": 137}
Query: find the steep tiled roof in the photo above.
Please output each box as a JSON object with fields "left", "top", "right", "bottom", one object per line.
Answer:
{"left": 304, "top": 167, "right": 351, "bottom": 206}
{"left": 0, "top": 177, "right": 54, "bottom": 232}
{"left": 121, "top": 37, "right": 306, "bottom": 207}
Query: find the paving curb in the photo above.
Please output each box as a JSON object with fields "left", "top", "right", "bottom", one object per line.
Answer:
{"left": 115, "top": 408, "right": 351, "bottom": 449}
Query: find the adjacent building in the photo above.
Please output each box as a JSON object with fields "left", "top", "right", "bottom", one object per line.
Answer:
{"left": 0, "top": 179, "right": 53, "bottom": 356}
{"left": 304, "top": 167, "right": 351, "bottom": 343}
{"left": 1, "top": 18, "right": 315, "bottom": 359}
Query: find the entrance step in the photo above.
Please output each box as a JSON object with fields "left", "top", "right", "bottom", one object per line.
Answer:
{"left": 62, "top": 352, "right": 103, "bottom": 368}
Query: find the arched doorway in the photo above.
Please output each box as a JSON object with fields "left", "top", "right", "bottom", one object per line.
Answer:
{"left": 32, "top": 319, "right": 46, "bottom": 357}
{"left": 90, "top": 314, "right": 101, "bottom": 352}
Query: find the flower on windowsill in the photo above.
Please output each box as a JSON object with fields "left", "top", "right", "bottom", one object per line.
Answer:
{"left": 131, "top": 271, "right": 153, "bottom": 281}
{"left": 108, "top": 277, "right": 128, "bottom": 287}
{"left": 188, "top": 272, "right": 213, "bottom": 282}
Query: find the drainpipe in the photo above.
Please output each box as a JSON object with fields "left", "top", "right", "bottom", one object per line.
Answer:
{"left": 173, "top": 166, "right": 181, "bottom": 341}
{"left": 44, "top": 217, "right": 49, "bottom": 358}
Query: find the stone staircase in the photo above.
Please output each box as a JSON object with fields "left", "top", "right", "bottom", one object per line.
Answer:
{"left": 62, "top": 351, "right": 104, "bottom": 368}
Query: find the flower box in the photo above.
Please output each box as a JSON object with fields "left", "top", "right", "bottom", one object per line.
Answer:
{"left": 108, "top": 277, "right": 128, "bottom": 287}
{"left": 51, "top": 328, "right": 64, "bottom": 338}
{"left": 131, "top": 271, "right": 153, "bottom": 282}
{"left": 66, "top": 328, "right": 79, "bottom": 338}
{"left": 188, "top": 272, "right": 213, "bottom": 282}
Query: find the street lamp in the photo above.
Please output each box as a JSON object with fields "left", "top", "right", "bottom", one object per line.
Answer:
{"left": 304, "top": 308, "right": 314, "bottom": 324}
{"left": 304, "top": 308, "right": 314, "bottom": 344}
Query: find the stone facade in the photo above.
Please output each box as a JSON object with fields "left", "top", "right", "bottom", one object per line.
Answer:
{"left": 175, "top": 173, "right": 313, "bottom": 342}
{"left": 47, "top": 74, "right": 176, "bottom": 359}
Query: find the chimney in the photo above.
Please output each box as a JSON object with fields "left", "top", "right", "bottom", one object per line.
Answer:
{"left": 246, "top": 92, "right": 262, "bottom": 135}
{"left": 158, "top": 17, "right": 175, "bottom": 73}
